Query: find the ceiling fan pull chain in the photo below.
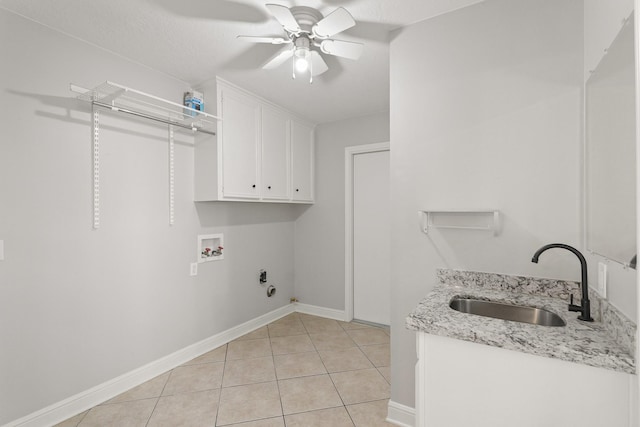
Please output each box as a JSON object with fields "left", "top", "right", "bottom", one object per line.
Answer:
{"left": 292, "top": 51, "right": 296, "bottom": 79}
{"left": 309, "top": 56, "right": 313, "bottom": 84}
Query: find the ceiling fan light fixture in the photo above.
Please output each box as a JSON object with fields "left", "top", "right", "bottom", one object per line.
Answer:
{"left": 294, "top": 47, "right": 310, "bottom": 72}
{"left": 292, "top": 36, "right": 313, "bottom": 81}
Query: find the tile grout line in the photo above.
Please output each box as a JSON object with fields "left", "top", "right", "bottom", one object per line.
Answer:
{"left": 213, "top": 343, "right": 228, "bottom": 426}
{"left": 275, "top": 312, "right": 308, "bottom": 426}
{"left": 285, "top": 314, "right": 349, "bottom": 426}
{"left": 317, "top": 341, "right": 356, "bottom": 426}
{"left": 143, "top": 398, "right": 160, "bottom": 427}
{"left": 337, "top": 318, "right": 361, "bottom": 426}
{"left": 268, "top": 321, "right": 287, "bottom": 426}
{"left": 72, "top": 409, "right": 89, "bottom": 427}
{"left": 143, "top": 371, "right": 172, "bottom": 427}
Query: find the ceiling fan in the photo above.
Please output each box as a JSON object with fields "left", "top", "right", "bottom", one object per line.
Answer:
{"left": 237, "top": 4, "right": 364, "bottom": 82}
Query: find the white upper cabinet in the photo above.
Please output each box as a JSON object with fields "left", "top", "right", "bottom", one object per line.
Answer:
{"left": 261, "top": 106, "right": 291, "bottom": 200}
{"left": 195, "top": 78, "right": 314, "bottom": 203}
{"left": 291, "top": 120, "right": 314, "bottom": 202}
{"left": 219, "top": 86, "right": 260, "bottom": 199}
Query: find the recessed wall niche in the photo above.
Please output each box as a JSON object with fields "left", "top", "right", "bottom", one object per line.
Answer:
{"left": 198, "top": 234, "right": 224, "bottom": 262}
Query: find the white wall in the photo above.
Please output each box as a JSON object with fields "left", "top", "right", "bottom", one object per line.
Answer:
{"left": 0, "top": 10, "right": 298, "bottom": 425}
{"left": 584, "top": 0, "right": 634, "bottom": 81}
{"left": 583, "top": 0, "right": 638, "bottom": 323}
{"left": 294, "top": 113, "right": 389, "bottom": 311}
{"left": 390, "top": 0, "right": 584, "bottom": 408}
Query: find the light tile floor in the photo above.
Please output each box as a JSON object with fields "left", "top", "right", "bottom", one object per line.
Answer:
{"left": 56, "top": 313, "right": 393, "bottom": 427}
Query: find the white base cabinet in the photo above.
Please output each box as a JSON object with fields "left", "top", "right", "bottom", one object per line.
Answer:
{"left": 415, "top": 332, "right": 636, "bottom": 427}
{"left": 194, "top": 78, "right": 314, "bottom": 203}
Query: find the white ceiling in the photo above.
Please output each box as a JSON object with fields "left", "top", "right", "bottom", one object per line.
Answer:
{"left": 0, "top": 0, "right": 483, "bottom": 123}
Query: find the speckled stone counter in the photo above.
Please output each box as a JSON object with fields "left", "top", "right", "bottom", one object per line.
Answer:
{"left": 406, "top": 269, "right": 636, "bottom": 374}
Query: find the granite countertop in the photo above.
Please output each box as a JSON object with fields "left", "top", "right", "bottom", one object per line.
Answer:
{"left": 406, "top": 269, "right": 636, "bottom": 374}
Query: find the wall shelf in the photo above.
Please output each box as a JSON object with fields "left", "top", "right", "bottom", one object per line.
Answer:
{"left": 70, "top": 81, "right": 221, "bottom": 229}
{"left": 71, "top": 81, "right": 220, "bottom": 135}
{"left": 419, "top": 210, "right": 500, "bottom": 236}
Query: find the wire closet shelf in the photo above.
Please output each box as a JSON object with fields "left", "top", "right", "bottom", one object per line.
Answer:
{"left": 70, "top": 81, "right": 221, "bottom": 229}
{"left": 70, "top": 81, "right": 220, "bottom": 135}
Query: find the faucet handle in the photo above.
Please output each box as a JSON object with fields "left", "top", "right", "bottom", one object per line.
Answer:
{"left": 568, "top": 293, "right": 581, "bottom": 313}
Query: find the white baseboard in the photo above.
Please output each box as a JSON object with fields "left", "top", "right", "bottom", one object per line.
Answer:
{"left": 294, "top": 302, "right": 347, "bottom": 321}
{"left": 387, "top": 400, "right": 416, "bottom": 427}
{"left": 4, "top": 304, "right": 295, "bottom": 427}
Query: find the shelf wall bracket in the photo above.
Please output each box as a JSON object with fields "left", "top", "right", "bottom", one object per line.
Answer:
{"left": 168, "top": 125, "right": 175, "bottom": 226}
{"left": 92, "top": 105, "right": 100, "bottom": 230}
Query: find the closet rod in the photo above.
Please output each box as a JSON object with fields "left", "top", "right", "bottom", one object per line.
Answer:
{"left": 92, "top": 100, "right": 216, "bottom": 136}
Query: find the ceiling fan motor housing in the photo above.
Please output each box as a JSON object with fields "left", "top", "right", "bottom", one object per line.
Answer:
{"left": 290, "top": 6, "right": 323, "bottom": 35}
{"left": 294, "top": 36, "right": 310, "bottom": 50}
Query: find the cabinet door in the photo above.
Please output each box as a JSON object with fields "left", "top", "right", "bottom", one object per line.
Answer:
{"left": 220, "top": 88, "right": 260, "bottom": 199}
{"left": 291, "top": 120, "right": 314, "bottom": 202}
{"left": 261, "top": 107, "right": 290, "bottom": 200}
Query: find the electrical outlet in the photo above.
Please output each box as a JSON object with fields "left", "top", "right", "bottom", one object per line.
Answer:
{"left": 190, "top": 263, "right": 198, "bottom": 277}
{"left": 597, "top": 262, "right": 607, "bottom": 298}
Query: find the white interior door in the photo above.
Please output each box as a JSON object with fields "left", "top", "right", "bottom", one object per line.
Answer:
{"left": 353, "top": 150, "right": 390, "bottom": 325}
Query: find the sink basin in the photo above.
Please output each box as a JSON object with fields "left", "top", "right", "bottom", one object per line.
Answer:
{"left": 449, "top": 297, "right": 566, "bottom": 327}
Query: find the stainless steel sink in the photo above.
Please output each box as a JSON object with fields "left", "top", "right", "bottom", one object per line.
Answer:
{"left": 449, "top": 297, "right": 566, "bottom": 327}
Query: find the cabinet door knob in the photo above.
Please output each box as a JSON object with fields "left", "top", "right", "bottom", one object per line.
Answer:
{"left": 268, "top": 186, "right": 271, "bottom": 190}
{"left": 296, "top": 189, "right": 299, "bottom": 192}
{"left": 252, "top": 184, "right": 256, "bottom": 188}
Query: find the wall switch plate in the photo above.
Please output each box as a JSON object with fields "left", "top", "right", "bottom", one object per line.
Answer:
{"left": 597, "top": 262, "right": 607, "bottom": 298}
{"left": 190, "top": 263, "right": 198, "bottom": 277}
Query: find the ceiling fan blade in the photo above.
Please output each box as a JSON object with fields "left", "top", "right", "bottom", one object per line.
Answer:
{"left": 312, "top": 7, "right": 356, "bottom": 38}
{"left": 320, "top": 39, "right": 363, "bottom": 60}
{"left": 263, "top": 47, "right": 294, "bottom": 69}
{"left": 237, "top": 35, "right": 290, "bottom": 44}
{"left": 310, "top": 51, "right": 329, "bottom": 76}
{"left": 265, "top": 4, "right": 301, "bottom": 33}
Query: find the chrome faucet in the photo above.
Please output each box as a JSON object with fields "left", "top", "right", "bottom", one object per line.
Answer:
{"left": 531, "top": 243, "right": 593, "bottom": 322}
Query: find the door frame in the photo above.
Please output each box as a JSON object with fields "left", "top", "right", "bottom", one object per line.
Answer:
{"left": 344, "top": 142, "right": 390, "bottom": 322}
